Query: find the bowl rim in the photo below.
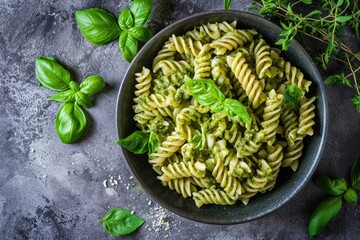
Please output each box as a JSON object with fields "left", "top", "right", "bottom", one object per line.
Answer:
{"left": 116, "top": 10, "right": 328, "bottom": 224}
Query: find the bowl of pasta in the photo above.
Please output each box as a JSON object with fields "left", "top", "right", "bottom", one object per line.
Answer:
{"left": 116, "top": 10, "right": 328, "bottom": 224}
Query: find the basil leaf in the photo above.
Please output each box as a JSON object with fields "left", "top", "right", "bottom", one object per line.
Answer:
{"left": 35, "top": 56, "right": 72, "bottom": 91}
{"left": 224, "top": 98, "right": 252, "bottom": 123}
{"left": 315, "top": 176, "right": 347, "bottom": 196}
{"left": 118, "top": 8, "right": 134, "bottom": 30}
{"left": 283, "top": 84, "right": 302, "bottom": 110}
{"left": 185, "top": 76, "right": 225, "bottom": 112}
{"left": 224, "top": 0, "right": 232, "bottom": 10}
{"left": 80, "top": 76, "right": 105, "bottom": 95}
{"left": 56, "top": 103, "right": 87, "bottom": 144}
{"left": 129, "top": 0, "right": 153, "bottom": 27}
{"left": 129, "top": 27, "right": 153, "bottom": 42}
{"left": 49, "top": 90, "right": 75, "bottom": 103}
{"left": 69, "top": 81, "right": 80, "bottom": 92}
{"left": 191, "top": 134, "right": 202, "bottom": 150}
{"left": 308, "top": 196, "right": 342, "bottom": 237}
{"left": 116, "top": 131, "right": 149, "bottom": 154}
{"left": 148, "top": 132, "right": 158, "bottom": 154}
{"left": 350, "top": 157, "right": 360, "bottom": 190}
{"left": 75, "top": 8, "right": 121, "bottom": 46}
{"left": 344, "top": 187, "right": 358, "bottom": 205}
{"left": 119, "top": 31, "right": 138, "bottom": 62}
{"left": 100, "top": 208, "right": 145, "bottom": 236}
{"left": 75, "top": 91, "right": 94, "bottom": 108}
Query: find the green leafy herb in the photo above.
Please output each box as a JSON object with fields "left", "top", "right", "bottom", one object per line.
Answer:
{"left": 324, "top": 73, "right": 353, "bottom": 88}
{"left": 100, "top": 208, "right": 145, "bottom": 236}
{"left": 129, "top": 0, "right": 153, "bottom": 27}
{"left": 75, "top": 8, "right": 121, "bottom": 46}
{"left": 191, "top": 134, "right": 202, "bottom": 150}
{"left": 224, "top": 0, "right": 233, "bottom": 10}
{"left": 35, "top": 56, "right": 72, "bottom": 91}
{"left": 315, "top": 176, "right": 347, "bottom": 196}
{"left": 350, "top": 157, "right": 360, "bottom": 190}
{"left": 69, "top": 81, "right": 80, "bottom": 92}
{"left": 80, "top": 76, "right": 105, "bottom": 95}
{"left": 117, "top": 131, "right": 149, "bottom": 154}
{"left": 118, "top": 8, "right": 134, "bottom": 30}
{"left": 283, "top": 84, "right": 302, "bottom": 110}
{"left": 119, "top": 31, "right": 138, "bottom": 62}
{"left": 129, "top": 27, "right": 154, "bottom": 42}
{"left": 56, "top": 103, "right": 87, "bottom": 144}
{"left": 48, "top": 90, "right": 75, "bottom": 103}
{"left": 148, "top": 132, "right": 158, "bottom": 154}
{"left": 224, "top": 98, "right": 251, "bottom": 123}
{"left": 351, "top": 96, "right": 360, "bottom": 113}
{"left": 75, "top": 91, "right": 94, "bottom": 108}
{"left": 343, "top": 187, "right": 358, "bottom": 205}
{"left": 308, "top": 196, "right": 342, "bottom": 237}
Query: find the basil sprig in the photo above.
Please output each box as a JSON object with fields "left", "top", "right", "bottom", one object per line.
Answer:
{"left": 117, "top": 131, "right": 157, "bottom": 154}
{"left": 75, "top": 0, "right": 153, "bottom": 62}
{"left": 100, "top": 208, "right": 145, "bottom": 236}
{"left": 308, "top": 157, "right": 360, "bottom": 237}
{"left": 283, "top": 84, "right": 302, "bottom": 110}
{"left": 185, "top": 76, "right": 251, "bottom": 123}
{"left": 35, "top": 56, "right": 105, "bottom": 144}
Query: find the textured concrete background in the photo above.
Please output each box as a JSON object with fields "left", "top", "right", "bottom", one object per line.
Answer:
{"left": 0, "top": 0, "right": 359, "bottom": 239}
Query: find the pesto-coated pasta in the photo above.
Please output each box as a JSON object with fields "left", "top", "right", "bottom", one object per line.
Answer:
{"left": 131, "top": 21, "right": 317, "bottom": 207}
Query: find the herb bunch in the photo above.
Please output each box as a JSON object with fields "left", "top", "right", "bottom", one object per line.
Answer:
{"left": 308, "top": 157, "right": 360, "bottom": 237}
{"left": 75, "top": 0, "right": 153, "bottom": 62}
{"left": 35, "top": 56, "right": 105, "bottom": 144}
{"left": 251, "top": 0, "right": 360, "bottom": 112}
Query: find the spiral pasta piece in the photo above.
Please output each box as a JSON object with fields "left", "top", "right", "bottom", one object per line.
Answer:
{"left": 284, "top": 62, "right": 312, "bottom": 92}
{"left": 152, "top": 41, "right": 176, "bottom": 69}
{"left": 154, "top": 60, "right": 193, "bottom": 76}
{"left": 211, "top": 56, "right": 232, "bottom": 97}
{"left": 134, "top": 67, "right": 152, "bottom": 99}
{"left": 161, "top": 178, "right": 197, "bottom": 198}
{"left": 227, "top": 52, "right": 267, "bottom": 108}
{"left": 282, "top": 140, "right": 303, "bottom": 171}
{"left": 193, "top": 44, "right": 212, "bottom": 79}
{"left": 254, "top": 38, "right": 272, "bottom": 79}
{"left": 185, "top": 21, "right": 237, "bottom": 42}
{"left": 166, "top": 34, "right": 203, "bottom": 57}
{"left": 193, "top": 189, "right": 236, "bottom": 208}
{"left": 297, "top": 96, "right": 316, "bottom": 137}
{"left": 160, "top": 161, "right": 206, "bottom": 181}
{"left": 280, "top": 109, "right": 298, "bottom": 146}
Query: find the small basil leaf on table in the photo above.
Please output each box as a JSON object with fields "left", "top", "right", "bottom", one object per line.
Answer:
{"left": 129, "top": 27, "right": 153, "bottom": 42}
{"left": 350, "top": 157, "right": 360, "bottom": 190}
{"left": 224, "top": 98, "right": 252, "bottom": 123}
{"left": 148, "top": 132, "right": 158, "bottom": 154}
{"left": 118, "top": 8, "right": 134, "bottom": 30}
{"left": 129, "top": 0, "right": 153, "bottom": 27}
{"left": 75, "top": 91, "right": 94, "bottom": 108}
{"left": 343, "top": 187, "right": 358, "bottom": 205}
{"left": 191, "top": 134, "right": 202, "bottom": 150}
{"left": 80, "top": 76, "right": 105, "bottom": 95}
{"left": 283, "top": 84, "right": 302, "bottom": 110}
{"left": 75, "top": 8, "right": 121, "bottom": 46}
{"left": 56, "top": 103, "right": 87, "bottom": 144}
{"left": 69, "top": 81, "right": 80, "bottom": 92}
{"left": 314, "top": 176, "right": 347, "bottom": 196}
{"left": 35, "top": 56, "right": 72, "bottom": 91}
{"left": 308, "top": 196, "right": 342, "bottom": 237}
{"left": 100, "top": 208, "right": 145, "bottom": 236}
{"left": 119, "top": 31, "right": 138, "bottom": 62}
{"left": 117, "top": 131, "right": 149, "bottom": 154}
{"left": 49, "top": 90, "right": 75, "bottom": 103}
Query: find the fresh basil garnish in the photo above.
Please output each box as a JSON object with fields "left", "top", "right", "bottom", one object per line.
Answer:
{"left": 283, "top": 84, "right": 302, "bottom": 110}
{"left": 224, "top": 98, "right": 251, "bottom": 123}
{"left": 185, "top": 76, "right": 251, "bottom": 123}
{"left": 80, "top": 76, "right": 105, "bottom": 95}
{"left": 35, "top": 56, "right": 72, "bottom": 91}
{"left": 148, "top": 132, "right": 158, "bottom": 154}
{"left": 56, "top": 103, "right": 87, "bottom": 144}
{"left": 117, "top": 131, "right": 149, "bottom": 154}
{"left": 69, "top": 81, "right": 80, "bottom": 92}
{"left": 48, "top": 90, "right": 75, "bottom": 103}
{"left": 75, "top": 91, "right": 94, "bottom": 108}
{"left": 100, "top": 208, "right": 145, "bottom": 236}
{"left": 308, "top": 196, "right": 342, "bottom": 237}
{"left": 75, "top": 8, "right": 121, "bottom": 46}
{"left": 224, "top": 0, "right": 233, "bottom": 10}
{"left": 129, "top": 27, "right": 154, "bottom": 42}
{"left": 119, "top": 31, "right": 138, "bottom": 62}
{"left": 191, "top": 134, "right": 202, "bottom": 150}
{"left": 129, "top": 0, "right": 153, "bottom": 27}
{"left": 343, "top": 187, "right": 358, "bottom": 205}
{"left": 315, "top": 176, "right": 347, "bottom": 196}
{"left": 350, "top": 157, "right": 360, "bottom": 190}
{"left": 118, "top": 8, "right": 134, "bottom": 30}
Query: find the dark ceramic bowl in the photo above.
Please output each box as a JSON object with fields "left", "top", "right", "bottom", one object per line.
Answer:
{"left": 116, "top": 10, "right": 328, "bottom": 224}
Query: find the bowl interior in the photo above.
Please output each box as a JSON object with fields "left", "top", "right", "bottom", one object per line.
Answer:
{"left": 116, "top": 10, "right": 328, "bottom": 224}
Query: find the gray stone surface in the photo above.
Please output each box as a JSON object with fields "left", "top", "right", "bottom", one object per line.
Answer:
{"left": 0, "top": 0, "right": 359, "bottom": 239}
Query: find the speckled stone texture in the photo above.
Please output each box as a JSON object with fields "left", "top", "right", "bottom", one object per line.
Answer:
{"left": 0, "top": 0, "right": 359, "bottom": 239}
